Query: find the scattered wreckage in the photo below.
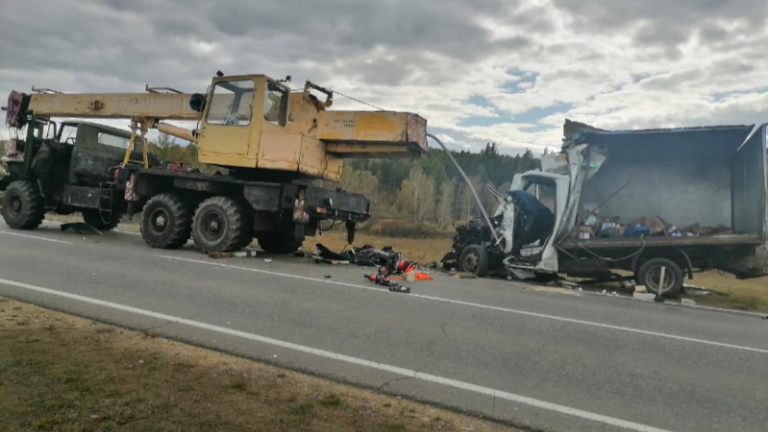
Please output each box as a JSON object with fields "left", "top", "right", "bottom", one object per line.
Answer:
{"left": 444, "top": 120, "right": 768, "bottom": 297}
{"left": 314, "top": 243, "right": 433, "bottom": 294}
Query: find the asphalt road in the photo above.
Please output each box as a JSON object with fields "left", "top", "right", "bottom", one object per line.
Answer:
{"left": 1, "top": 220, "right": 767, "bottom": 432}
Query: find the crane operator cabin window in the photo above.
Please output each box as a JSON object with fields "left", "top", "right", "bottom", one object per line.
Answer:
{"left": 206, "top": 80, "right": 254, "bottom": 126}
{"left": 264, "top": 81, "right": 288, "bottom": 126}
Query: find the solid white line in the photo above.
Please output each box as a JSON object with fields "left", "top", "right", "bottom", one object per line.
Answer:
{"left": 0, "top": 230, "right": 73, "bottom": 245}
{"left": 0, "top": 277, "right": 672, "bottom": 432}
{"left": 159, "top": 255, "right": 768, "bottom": 355}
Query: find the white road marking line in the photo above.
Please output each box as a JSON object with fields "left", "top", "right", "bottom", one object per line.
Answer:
{"left": 160, "top": 255, "right": 768, "bottom": 355}
{"left": 0, "top": 230, "right": 73, "bottom": 245}
{"left": 0, "top": 277, "right": 672, "bottom": 432}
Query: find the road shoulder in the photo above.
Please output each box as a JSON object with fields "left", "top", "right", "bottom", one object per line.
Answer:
{"left": 0, "top": 297, "right": 515, "bottom": 432}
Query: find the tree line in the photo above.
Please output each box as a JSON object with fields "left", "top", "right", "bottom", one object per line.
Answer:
{"left": 342, "top": 143, "right": 541, "bottom": 227}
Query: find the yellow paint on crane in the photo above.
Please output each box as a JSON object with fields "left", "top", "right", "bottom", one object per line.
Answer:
{"left": 20, "top": 73, "right": 427, "bottom": 181}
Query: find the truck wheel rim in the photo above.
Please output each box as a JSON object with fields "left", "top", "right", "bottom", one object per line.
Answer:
{"left": 148, "top": 208, "right": 170, "bottom": 236}
{"left": 8, "top": 194, "right": 22, "bottom": 217}
{"left": 463, "top": 253, "right": 479, "bottom": 272}
{"left": 200, "top": 210, "right": 226, "bottom": 243}
{"left": 648, "top": 266, "right": 675, "bottom": 293}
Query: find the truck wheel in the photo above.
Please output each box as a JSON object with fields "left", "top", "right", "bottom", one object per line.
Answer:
{"left": 637, "top": 258, "right": 683, "bottom": 297}
{"left": 192, "top": 196, "right": 247, "bottom": 254}
{"left": 257, "top": 233, "right": 303, "bottom": 254}
{"left": 141, "top": 194, "right": 192, "bottom": 249}
{"left": 238, "top": 212, "right": 254, "bottom": 249}
{"left": 82, "top": 210, "right": 120, "bottom": 231}
{"left": 1, "top": 180, "right": 45, "bottom": 230}
{"left": 459, "top": 245, "right": 489, "bottom": 277}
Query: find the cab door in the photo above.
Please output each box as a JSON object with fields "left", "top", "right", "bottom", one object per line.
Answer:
{"left": 198, "top": 78, "right": 256, "bottom": 166}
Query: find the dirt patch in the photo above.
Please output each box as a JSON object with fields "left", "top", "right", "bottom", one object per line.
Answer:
{"left": 0, "top": 298, "right": 516, "bottom": 432}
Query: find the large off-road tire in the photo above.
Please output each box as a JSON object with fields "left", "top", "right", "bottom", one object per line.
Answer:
{"left": 1, "top": 180, "right": 45, "bottom": 230}
{"left": 256, "top": 232, "right": 303, "bottom": 254}
{"left": 140, "top": 194, "right": 192, "bottom": 249}
{"left": 637, "top": 258, "right": 683, "bottom": 297}
{"left": 82, "top": 209, "right": 120, "bottom": 231}
{"left": 237, "top": 212, "right": 254, "bottom": 249}
{"left": 459, "top": 245, "right": 489, "bottom": 277}
{"left": 192, "top": 196, "right": 248, "bottom": 254}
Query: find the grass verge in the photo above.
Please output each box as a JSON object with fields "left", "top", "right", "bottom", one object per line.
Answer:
{"left": 680, "top": 271, "right": 768, "bottom": 313}
{"left": 0, "top": 298, "right": 515, "bottom": 432}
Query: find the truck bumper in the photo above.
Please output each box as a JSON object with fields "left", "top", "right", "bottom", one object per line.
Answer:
{"left": 304, "top": 186, "right": 370, "bottom": 223}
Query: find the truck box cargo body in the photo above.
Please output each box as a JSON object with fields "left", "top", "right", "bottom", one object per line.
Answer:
{"left": 514, "top": 122, "right": 766, "bottom": 295}
{"left": 451, "top": 121, "right": 767, "bottom": 296}
{"left": 568, "top": 124, "right": 766, "bottom": 242}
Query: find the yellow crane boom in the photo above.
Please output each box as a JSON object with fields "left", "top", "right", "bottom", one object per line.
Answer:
{"left": 7, "top": 74, "right": 427, "bottom": 180}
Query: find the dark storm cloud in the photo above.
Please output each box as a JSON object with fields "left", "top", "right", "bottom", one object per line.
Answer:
{"left": 0, "top": 0, "right": 532, "bottom": 95}
{"left": 1, "top": 0, "right": 766, "bottom": 148}
{"left": 552, "top": 0, "right": 768, "bottom": 51}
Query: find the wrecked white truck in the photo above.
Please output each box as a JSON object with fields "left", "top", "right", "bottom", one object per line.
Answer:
{"left": 447, "top": 120, "right": 767, "bottom": 297}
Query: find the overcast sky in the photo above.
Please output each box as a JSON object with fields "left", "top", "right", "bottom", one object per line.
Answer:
{"left": 1, "top": 0, "right": 767, "bottom": 154}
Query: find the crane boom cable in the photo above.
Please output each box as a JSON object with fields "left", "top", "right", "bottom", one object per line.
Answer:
{"left": 328, "top": 88, "right": 387, "bottom": 111}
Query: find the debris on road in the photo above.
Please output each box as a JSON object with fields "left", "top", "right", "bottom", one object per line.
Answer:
{"left": 313, "top": 256, "right": 350, "bottom": 265}
{"left": 209, "top": 249, "right": 258, "bottom": 259}
{"left": 633, "top": 292, "right": 655, "bottom": 301}
{"left": 314, "top": 242, "right": 431, "bottom": 290}
{"left": 389, "top": 285, "right": 411, "bottom": 294}
{"left": 364, "top": 274, "right": 411, "bottom": 294}
{"left": 60, "top": 222, "right": 102, "bottom": 235}
{"left": 450, "top": 271, "right": 477, "bottom": 279}
{"left": 315, "top": 243, "right": 399, "bottom": 267}
{"left": 683, "top": 284, "right": 716, "bottom": 296}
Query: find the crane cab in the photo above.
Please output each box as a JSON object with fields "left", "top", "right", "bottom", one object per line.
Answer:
{"left": 196, "top": 74, "right": 427, "bottom": 181}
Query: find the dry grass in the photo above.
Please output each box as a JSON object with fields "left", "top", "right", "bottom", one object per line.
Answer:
{"left": 681, "top": 271, "right": 768, "bottom": 313}
{"left": 0, "top": 298, "right": 516, "bottom": 432}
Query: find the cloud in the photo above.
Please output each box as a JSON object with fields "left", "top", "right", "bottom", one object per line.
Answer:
{"left": 1, "top": 0, "right": 766, "bottom": 150}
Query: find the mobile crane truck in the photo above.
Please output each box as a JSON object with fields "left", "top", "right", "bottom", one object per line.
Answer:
{"left": 0, "top": 74, "right": 427, "bottom": 253}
